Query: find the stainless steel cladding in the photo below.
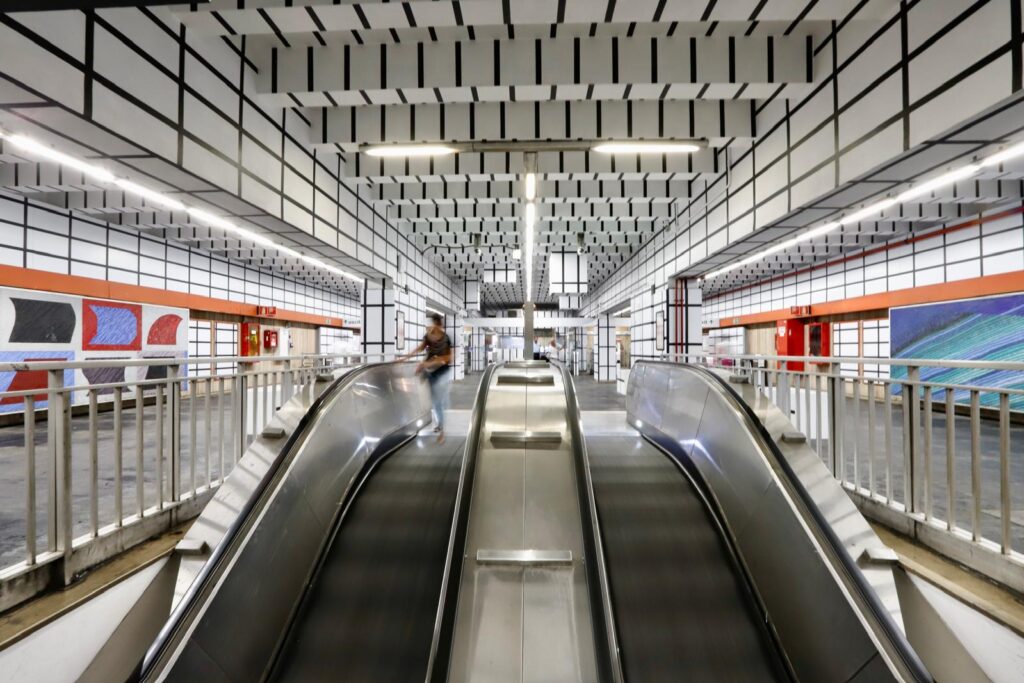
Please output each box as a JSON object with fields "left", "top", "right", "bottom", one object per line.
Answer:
{"left": 626, "top": 361, "right": 930, "bottom": 683}
{"left": 147, "top": 362, "right": 430, "bottom": 682}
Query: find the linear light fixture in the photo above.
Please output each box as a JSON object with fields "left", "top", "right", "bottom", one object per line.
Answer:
{"left": 592, "top": 141, "right": 702, "bottom": 154}
{"left": 524, "top": 172, "right": 537, "bottom": 201}
{"left": 524, "top": 201, "right": 536, "bottom": 302}
{"left": 116, "top": 178, "right": 185, "bottom": 211}
{"left": 703, "top": 137, "right": 1024, "bottom": 282}
{"left": 362, "top": 144, "right": 458, "bottom": 158}
{"left": 0, "top": 130, "right": 363, "bottom": 284}
{"left": 3, "top": 133, "right": 116, "bottom": 182}
{"left": 611, "top": 307, "right": 630, "bottom": 316}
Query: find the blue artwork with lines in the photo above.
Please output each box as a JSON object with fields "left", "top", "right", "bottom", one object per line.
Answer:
{"left": 89, "top": 306, "right": 138, "bottom": 345}
{"left": 890, "top": 294, "right": 1024, "bottom": 410}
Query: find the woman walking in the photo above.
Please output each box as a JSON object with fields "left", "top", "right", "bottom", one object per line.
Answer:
{"left": 400, "top": 313, "right": 453, "bottom": 443}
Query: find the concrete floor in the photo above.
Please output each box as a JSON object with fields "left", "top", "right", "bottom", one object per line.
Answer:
{"left": 0, "top": 391, "right": 274, "bottom": 570}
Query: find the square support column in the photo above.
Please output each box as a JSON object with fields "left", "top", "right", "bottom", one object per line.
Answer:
{"left": 596, "top": 314, "right": 615, "bottom": 382}
{"left": 361, "top": 278, "right": 396, "bottom": 359}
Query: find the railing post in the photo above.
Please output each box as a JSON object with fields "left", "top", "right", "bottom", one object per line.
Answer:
{"left": 827, "top": 362, "right": 842, "bottom": 476}
{"left": 48, "top": 369, "right": 73, "bottom": 584}
{"left": 236, "top": 370, "right": 249, "bottom": 460}
{"left": 283, "top": 358, "right": 295, "bottom": 403}
{"left": 776, "top": 360, "right": 790, "bottom": 417}
{"left": 167, "top": 363, "right": 182, "bottom": 503}
{"left": 905, "top": 365, "right": 921, "bottom": 514}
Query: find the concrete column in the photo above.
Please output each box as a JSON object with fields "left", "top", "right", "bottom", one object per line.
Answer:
{"left": 596, "top": 314, "right": 615, "bottom": 382}
{"left": 361, "top": 278, "right": 396, "bottom": 359}
{"left": 447, "top": 312, "right": 465, "bottom": 380}
{"left": 470, "top": 328, "right": 486, "bottom": 371}
{"left": 523, "top": 302, "right": 535, "bottom": 359}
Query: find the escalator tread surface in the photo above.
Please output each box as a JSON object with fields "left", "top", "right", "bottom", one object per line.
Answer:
{"left": 269, "top": 434, "right": 464, "bottom": 683}
{"left": 589, "top": 436, "right": 786, "bottom": 683}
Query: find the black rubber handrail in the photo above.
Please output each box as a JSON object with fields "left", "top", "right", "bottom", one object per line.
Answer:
{"left": 424, "top": 362, "right": 498, "bottom": 682}
{"left": 552, "top": 359, "right": 624, "bottom": 683}
{"left": 131, "top": 361, "right": 395, "bottom": 682}
{"left": 667, "top": 361, "right": 933, "bottom": 683}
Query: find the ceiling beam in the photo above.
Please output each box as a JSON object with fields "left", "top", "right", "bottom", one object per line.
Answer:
{"left": 312, "top": 100, "right": 753, "bottom": 151}
{"left": 256, "top": 34, "right": 810, "bottom": 107}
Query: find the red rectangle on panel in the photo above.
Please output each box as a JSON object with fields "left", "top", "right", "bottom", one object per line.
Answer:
{"left": 82, "top": 299, "right": 142, "bottom": 351}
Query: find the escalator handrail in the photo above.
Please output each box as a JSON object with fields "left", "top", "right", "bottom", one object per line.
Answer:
{"left": 424, "top": 361, "right": 498, "bottom": 682}
{"left": 132, "top": 361, "right": 397, "bottom": 681}
{"left": 664, "top": 361, "right": 933, "bottom": 683}
{"left": 550, "top": 359, "right": 624, "bottom": 683}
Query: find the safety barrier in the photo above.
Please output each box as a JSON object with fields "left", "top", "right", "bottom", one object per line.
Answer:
{"left": 0, "top": 353, "right": 388, "bottom": 610}
{"left": 663, "top": 351, "right": 1024, "bottom": 592}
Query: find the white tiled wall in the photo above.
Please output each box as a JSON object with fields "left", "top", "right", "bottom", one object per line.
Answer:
{"left": 0, "top": 191, "right": 362, "bottom": 321}
{"left": 581, "top": 2, "right": 1021, "bottom": 323}
{"left": 703, "top": 207, "right": 1024, "bottom": 326}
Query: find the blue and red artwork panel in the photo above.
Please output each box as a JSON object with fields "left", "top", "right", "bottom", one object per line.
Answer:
{"left": 82, "top": 299, "right": 142, "bottom": 351}
{"left": 0, "top": 351, "right": 75, "bottom": 413}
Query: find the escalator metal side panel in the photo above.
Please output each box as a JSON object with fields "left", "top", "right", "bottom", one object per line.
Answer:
{"left": 626, "top": 361, "right": 929, "bottom": 683}
{"left": 146, "top": 363, "right": 430, "bottom": 683}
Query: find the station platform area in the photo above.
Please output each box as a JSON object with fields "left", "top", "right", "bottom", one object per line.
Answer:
{"left": 1, "top": 1, "right": 1024, "bottom": 681}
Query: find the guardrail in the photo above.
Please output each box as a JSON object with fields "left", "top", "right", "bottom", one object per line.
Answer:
{"left": 0, "top": 352, "right": 389, "bottom": 606}
{"left": 662, "top": 351, "right": 1023, "bottom": 592}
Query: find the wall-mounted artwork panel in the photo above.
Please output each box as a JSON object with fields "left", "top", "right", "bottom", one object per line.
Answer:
{"left": 890, "top": 293, "right": 1024, "bottom": 409}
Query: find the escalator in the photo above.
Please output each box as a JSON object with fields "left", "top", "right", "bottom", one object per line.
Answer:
{"left": 588, "top": 435, "right": 789, "bottom": 682}
{"left": 267, "top": 434, "right": 464, "bottom": 682}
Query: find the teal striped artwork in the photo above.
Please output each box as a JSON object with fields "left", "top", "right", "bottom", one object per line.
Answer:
{"left": 890, "top": 293, "right": 1024, "bottom": 410}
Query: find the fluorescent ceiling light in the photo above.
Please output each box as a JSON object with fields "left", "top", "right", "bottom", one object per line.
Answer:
{"left": 115, "top": 178, "right": 185, "bottom": 211}
{"left": 363, "top": 144, "right": 458, "bottom": 158}
{"left": 592, "top": 141, "right": 701, "bottom": 154}
{"left": 524, "top": 172, "right": 537, "bottom": 201}
{"left": 2, "top": 131, "right": 364, "bottom": 285}
{"left": 524, "top": 202, "right": 536, "bottom": 302}
{"left": 702, "top": 136, "right": 1024, "bottom": 283}
{"left": 980, "top": 140, "right": 1024, "bottom": 167}
{"left": 839, "top": 198, "right": 897, "bottom": 225}
{"left": 3, "top": 133, "right": 116, "bottom": 183}
{"left": 897, "top": 165, "right": 980, "bottom": 202}
{"left": 612, "top": 307, "right": 630, "bottom": 316}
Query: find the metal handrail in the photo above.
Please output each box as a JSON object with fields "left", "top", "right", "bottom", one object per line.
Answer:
{"left": 132, "top": 360, "right": 389, "bottom": 681}
{"left": 550, "top": 358, "right": 624, "bottom": 683}
{"left": 425, "top": 361, "right": 498, "bottom": 682}
{"left": 0, "top": 352, "right": 384, "bottom": 373}
{"left": 661, "top": 350, "right": 1024, "bottom": 371}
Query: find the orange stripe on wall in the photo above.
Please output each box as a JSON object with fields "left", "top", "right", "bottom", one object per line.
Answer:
{"left": 709, "top": 270, "right": 1024, "bottom": 329}
{"left": 0, "top": 265, "right": 352, "bottom": 329}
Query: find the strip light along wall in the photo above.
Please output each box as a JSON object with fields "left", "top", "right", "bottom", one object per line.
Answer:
{"left": 524, "top": 201, "right": 536, "bottom": 302}
{"left": 0, "top": 131, "right": 364, "bottom": 284}
{"left": 702, "top": 140, "right": 1024, "bottom": 281}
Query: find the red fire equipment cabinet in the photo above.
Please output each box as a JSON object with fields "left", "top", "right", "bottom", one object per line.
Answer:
{"left": 263, "top": 329, "right": 279, "bottom": 351}
{"left": 776, "top": 319, "right": 805, "bottom": 371}
{"left": 241, "top": 322, "right": 260, "bottom": 356}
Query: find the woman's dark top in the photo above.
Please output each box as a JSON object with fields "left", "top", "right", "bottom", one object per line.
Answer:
{"left": 423, "top": 331, "right": 452, "bottom": 360}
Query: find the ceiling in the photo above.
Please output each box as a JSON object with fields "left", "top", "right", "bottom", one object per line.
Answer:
{"left": 169, "top": 0, "right": 886, "bottom": 307}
